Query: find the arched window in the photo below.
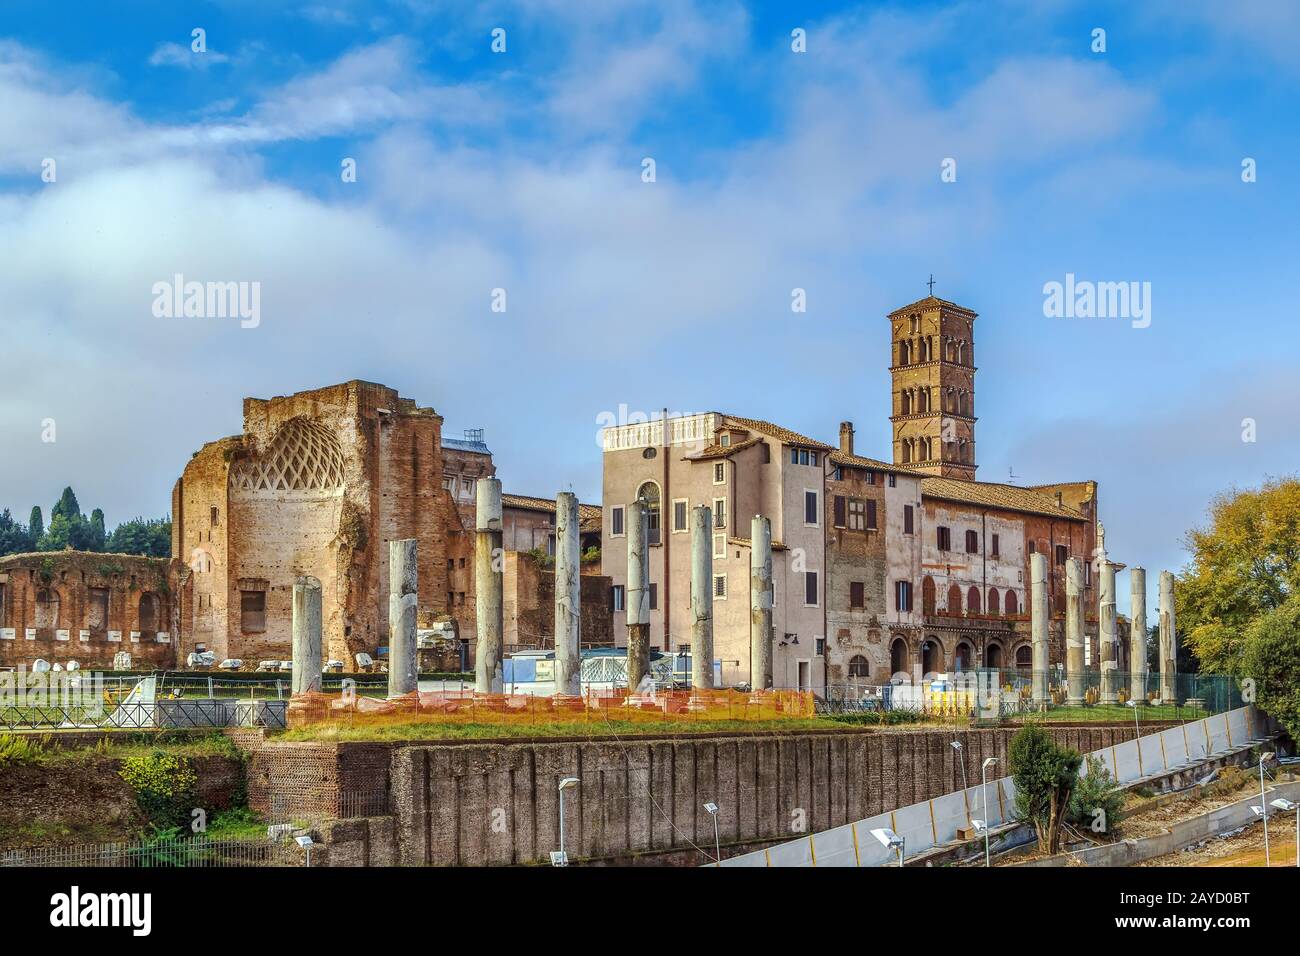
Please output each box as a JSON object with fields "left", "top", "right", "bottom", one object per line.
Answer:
{"left": 947, "top": 584, "right": 962, "bottom": 614}
{"left": 987, "top": 588, "right": 1000, "bottom": 615}
{"left": 1004, "top": 591, "right": 1018, "bottom": 616}
{"left": 1015, "top": 644, "right": 1032, "bottom": 669}
{"left": 986, "top": 643, "right": 1004, "bottom": 669}
{"left": 922, "top": 576, "right": 936, "bottom": 615}
{"left": 955, "top": 641, "right": 972, "bottom": 671}
{"left": 890, "top": 637, "right": 908, "bottom": 676}
{"left": 636, "top": 481, "right": 661, "bottom": 545}
{"left": 848, "top": 655, "right": 870, "bottom": 678}
{"left": 901, "top": 391, "right": 912, "bottom": 414}
{"left": 139, "top": 593, "right": 158, "bottom": 637}
{"left": 966, "top": 587, "right": 981, "bottom": 614}
{"left": 35, "top": 588, "right": 60, "bottom": 632}
{"left": 922, "top": 637, "right": 943, "bottom": 675}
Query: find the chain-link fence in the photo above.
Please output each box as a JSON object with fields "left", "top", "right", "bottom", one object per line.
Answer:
{"left": 0, "top": 698, "right": 287, "bottom": 730}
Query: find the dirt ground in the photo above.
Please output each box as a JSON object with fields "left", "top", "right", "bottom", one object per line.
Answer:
{"left": 1138, "top": 814, "right": 1298, "bottom": 867}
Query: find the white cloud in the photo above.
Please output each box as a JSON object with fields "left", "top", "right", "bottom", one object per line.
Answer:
{"left": 148, "top": 42, "right": 231, "bottom": 69}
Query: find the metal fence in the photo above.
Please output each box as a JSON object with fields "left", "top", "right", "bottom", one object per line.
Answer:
{"left": 0, "top": 698, "right": 288, "bottom": 731}
{"left": 0, "top": 835, "right": 305, "bottom": 868}
{"left": 816, "top": 671, "right": 1243, "bottom": 721}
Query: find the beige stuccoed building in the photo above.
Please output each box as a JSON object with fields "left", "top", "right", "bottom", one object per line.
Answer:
{"left": 601, "top": 412, "right": 838, "bottom": 690}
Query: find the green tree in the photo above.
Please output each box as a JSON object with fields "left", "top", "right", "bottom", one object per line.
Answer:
{"left": 1010, "top": 724, "right": 1082, "bottom": 855}
{"left": 1239, "top": 594, "right": 1300, "bottom": 744}
{"left": 88, "top": 508, "right": 106, "bottom": 551}
{"left": 0, "top": 510, "right": 34, "bottom": 556}
{"left": 51, "top": 486, "right": 81, "bottom": 522}
{"left": 1176, "top": 478, "right": 1300, "bottom": 675}
{"left": 28, "top": 506, "right": 43, "bottom": 544}
{"left": 1069, "top": 755, "right": 1125, "bottom": 836}
{"left": 108, "top": 517, "right": 171, "bottom": 557}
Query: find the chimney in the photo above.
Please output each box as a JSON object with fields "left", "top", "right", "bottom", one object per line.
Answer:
{"left": 839, "top": 421, "right": 854, "bottom": 456}
{"left": 1055, "top": 491, "right": 1063, "bottom": 509}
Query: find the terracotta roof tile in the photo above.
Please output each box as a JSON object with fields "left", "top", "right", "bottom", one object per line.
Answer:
{"left": 887, "top": 295, "right": 978, "bottom": 318}
{"left": 920, "top": 476, "right": 1086, "bottom": 520}
{"left": 502, "top": 493, "right": 602, "bottom": 524}
{"left": 723, "top": 415, "right": 832, "bottom": 450}
{"left": 829, "top": 450, "right": 923, "bottom": 477}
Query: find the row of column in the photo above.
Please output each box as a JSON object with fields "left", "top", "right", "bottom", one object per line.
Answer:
{"left": 291, "top": 487, "right": 777, "bottom": 698}
{"left": 1029, "top": 552, "right": 1178, "bottom": 706}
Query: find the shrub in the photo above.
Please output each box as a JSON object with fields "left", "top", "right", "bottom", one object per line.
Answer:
{"left": 1240, "top": 595, "right": 1300, "bottom": 743}
{"left": 118, "top": 751, "right": 198, "bottom": 830}
{"left": 1069, "top": 755, "right": 1125, "bottom": 836}
{"left": 0, "top": 733, "right": 46, "bottom": 767}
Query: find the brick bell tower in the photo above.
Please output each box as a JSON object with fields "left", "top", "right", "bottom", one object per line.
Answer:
{"left": 888, "top": 290, "right": 978, "bottom": 480}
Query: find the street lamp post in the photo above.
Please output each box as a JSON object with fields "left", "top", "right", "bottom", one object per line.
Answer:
{"left": 1259, "top": 753, "right": 1275, "bottom": 867}
{"left": 870, "top": 827, "right": 905, "bottom": 868}
{"left": 951, "top": 740, "right": 969, "bottom": 793}
{"left": 1127, "top": 698, "right": 1140, "bottom": 737}
{"left": 554, "top": 776, "right": 579, "bottom": 866}
{"left": 704, "top": 802, "right": 721, "bottom": 865}
{"left": 981, "top": 757, "right": 998, "bottom": 868}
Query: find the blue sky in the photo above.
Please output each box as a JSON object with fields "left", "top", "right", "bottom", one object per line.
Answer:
{"left": 2, "top": 0, "right": 1298, "bottom": 616}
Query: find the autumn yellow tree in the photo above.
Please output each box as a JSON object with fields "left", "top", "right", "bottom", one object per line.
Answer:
{"left": 1176, "top": 477, "right": 1300, "bottom": 675}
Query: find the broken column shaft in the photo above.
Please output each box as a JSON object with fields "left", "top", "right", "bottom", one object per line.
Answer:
{"left": 1159, "top": 570, "right": 1177, "bottom": 704}
{"left": 475, "top": 479, "right": 504, "bottom": 694}
{"left": 291, "top": 575, "right": 322, "bottom": 695}
{"left": 1030, "top": 552, "right": 1049, "bottom": 704}
{"left": 1065, "top": 557, "right": 1085, "bottom": 706}
{"left": 554, "top": 491, "right": 581, "bottom": 697}
{"left": 690, "top": 505, "right": 714, "bottom": 692}
{"left": 1099, "top": 560, "right": 1118, "bottom": 704}
{"left": 750, "top": 514, "right": 773, "bottom": 692}
{"left": 1130, "top": 567, "right": 1147, "bottom": 701}
{"left": 626, "top": 499, "right": 651, "bottom": 691}
{"left": 387, "top": 538, "right": 419, "bottom": 698}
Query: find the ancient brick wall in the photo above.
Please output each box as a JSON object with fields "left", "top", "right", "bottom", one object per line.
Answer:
{"left": 502, "top": 551, "right": 613, "bottom": 649}
{"left": 294, "top": 722, "right": 1157, "bottom": 866}
{"left": 0, "top": 552, "right": 176, "bottom": 669}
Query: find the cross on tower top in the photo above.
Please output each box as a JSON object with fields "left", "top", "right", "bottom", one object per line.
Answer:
{"left": 927, "top": 274, "right": 935, "bottom": 295}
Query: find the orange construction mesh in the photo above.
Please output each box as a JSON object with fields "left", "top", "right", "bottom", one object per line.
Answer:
{"left": 286, "top": 687, "right": 815, "bottom": 731}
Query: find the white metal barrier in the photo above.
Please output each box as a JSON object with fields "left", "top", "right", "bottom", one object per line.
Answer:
{"left": 715, "top": 706, "right": 1266, "bottom": 867}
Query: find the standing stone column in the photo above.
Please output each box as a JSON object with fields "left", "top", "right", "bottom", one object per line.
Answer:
{"left": 1159, "top": 570, "right": 1177, "bottom": 704}
{"left": 1099, "top": 560, "right": 1119, "bottom": 704}
{"left": 554, "top": 492, "right": 581, "bottom": 697}
{"left": 1030, "top": 552, "right": 1049, "bottom": 704}
{"left": 1130, "top": 567, "right": 1148, "bottom": 702}
{"left": 626, "top": 500, "right": 651, "bottom": 691}
{"left": 291, "top": 575, "right": 322, "bottom": 695}
{"left": 1065, "top": 557, "right": 1085, "bottom": 707}
{"left": 690, "top": 505, "right": 714, "bottom": 692}
{"left": 750, "top": 515, "right": 773, "bottom": 691}
{"left": 475, "top": 479, "right": 504, "bottom": 694}
{"left": 387, "top": 538, "right": 419, "bottom": 698}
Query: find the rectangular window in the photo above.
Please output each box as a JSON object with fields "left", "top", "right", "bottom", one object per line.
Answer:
{"left": 791, "top": 448, "right": 799, "bottom": 465}
{"left": 992, "top": 533, "right": 1000, "bottom": 557}
{"left": 832, "top": 465, "right": 842, "bottom": 481}
{"left": 713, "top": 497, "right": 727, "bottom": 531}
{"left": 714, "top": 574, "right": 727, "bottom": 599}
{"left": 895, "top": 580, "right": 913, "bottom": 612}
{"left": 815, "top": 636, "right": 826, "bottom": 656}
{"left": 1028, "top": 540, "right": 1036, "bottom": 554}
{"left": 442, "top": 476, "right": 453, "bottom": 491}
{"left": 611, "top": 506, "right": 625, "bottom": 537}
{"left": 1084, "top": 561, "right": 1092, "bottom": 586}
{"left": 937, "top": 526, "right": 951, "bottom": 551}
{"left": 804, "top": 490, "right": 819, "bottom": 525}
{"left": 849, "top": 581, "right": 865, "bottom": 609}
{"left": 810, "top": 452, "right": 819, "bottom": 467}
{"left": 804, "top": 571, "right": 818, "bottom": 606}
{"left": 1055, "top": 544, "right": 1068, "bottom": 566}
{"left": 903, "top": 504, "right": 914, "bottom": 534}
{"left": 833, "top": 495, "right": 846, "bottom": 528}
{"left": 240, "top": 590, "right": 266, "bottom": 633}
{"left": 713, "top": 462, "right": 725, "bottom": 484}
{"left": 612, "top": 585, "right": 625, "bottom": 612}
{"left": 210, "top": 506, "right": 219, "bottom": 526}
{"left": 648, "top": 583, "right": 658, "bottom": 610}
{"left": 965, "top": 530, "right": 979, "bottom": 554}
{"left": 866, "top": 499, "right": 878, "bottom": 530}
{"left": 672, "top": 498, "right": 688, "bottom": 533}
{"left": 646, "top": 508, "right": 660, "bottom": 546}
{"left": 865, "top": 470, "right": 875, "bottom": 485}
{"left": 847, "top": 498, "right": 865, "bottom": 531}
{"left": 888, "top": 474, "right": 897, "bottom": 488}
{"left": 713, "top": 533, "right": 726, "bottom": 559}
